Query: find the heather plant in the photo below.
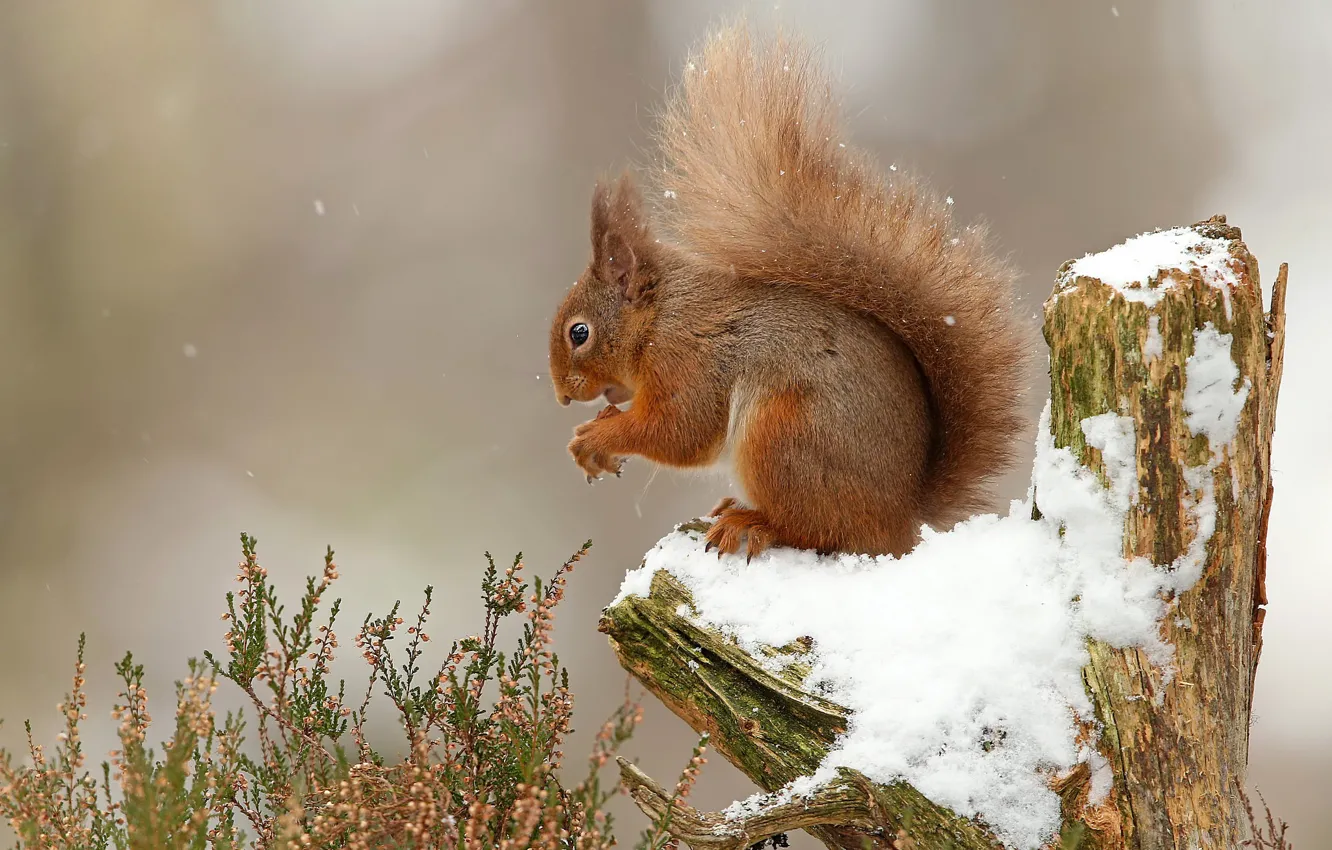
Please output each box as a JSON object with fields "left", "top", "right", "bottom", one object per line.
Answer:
{"left": 1242, "top": 789, "right": 1293, "bottom": 850}
{"left": 0, "top": 534, "right": 690, "bottom": 849}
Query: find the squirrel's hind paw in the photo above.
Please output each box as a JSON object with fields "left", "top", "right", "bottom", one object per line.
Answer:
{"left": 704, "top": 506, "right": 774, "bottom": 562}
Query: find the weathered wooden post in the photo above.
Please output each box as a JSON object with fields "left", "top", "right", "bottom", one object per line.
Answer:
{"left": 1043, "top": 215, "right": 1284, "bottom": 849}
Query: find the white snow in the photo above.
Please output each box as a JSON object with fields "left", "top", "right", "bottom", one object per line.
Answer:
{"left": 721, "top": 772, "right": 829, "bottom": 824}
{"left": 1086, "top": 750, "right": 1113, "bottom": 805}
{"left": 1151, "top": 325, "right": 1249, "bottom": 601}
{"left": 610, "top": 394, "right": 1230, "bottom": 848}
{"left": 1165, "top": 464, "right": 1216, "bottom": 596}
{"left": 1143, "top": 315, "right": 1164, "bottom": 362}
{"left": 1060, "top": 226, "right": 1238, "bottom": 307}
{"left": 1184, "top": 323, "right": 1251, "bottom": 451}
{"left": 1081, "top": 412, "right": 1137, "bottom": 508}
{"left": 614, "top": 562, "right": 656, "bottom": 601}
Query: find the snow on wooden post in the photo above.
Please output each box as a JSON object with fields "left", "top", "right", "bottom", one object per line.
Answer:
{"left": 598, "top": 215, "right": 1286, "bottom": 850}
{"left": 1044, "top": 214, "right": 1285, "bottom": 849}
{"left": 600, "top": 555, "right": 1006, "bottom": 850}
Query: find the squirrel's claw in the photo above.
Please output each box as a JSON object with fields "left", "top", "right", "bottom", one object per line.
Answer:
{"left": 704, "top": 516, "right": 742, "bottom": 557}
{"left": 744, "top": 525, "right": 773, "bottom": 562}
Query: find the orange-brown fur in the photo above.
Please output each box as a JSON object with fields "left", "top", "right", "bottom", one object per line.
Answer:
{"left": 548, "top": 25, "right": 1027, "bottom": 559}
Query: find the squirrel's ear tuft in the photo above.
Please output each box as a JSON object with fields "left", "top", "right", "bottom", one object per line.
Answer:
{"left": 590, "top": 181, "right": 613, "bottom": 264}
{"left": 609, "top": 172, "right": 643, "bottom": 222}
{"left": 591, "top": 172, "right": 655, "bottom": 304}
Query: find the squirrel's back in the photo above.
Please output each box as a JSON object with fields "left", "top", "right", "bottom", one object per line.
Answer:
{"left": 651, "top": 25, "right": 1028, "bottom": 525}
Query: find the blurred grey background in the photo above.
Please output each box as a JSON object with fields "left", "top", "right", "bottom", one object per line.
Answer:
{"left": 1, "top": 0, "right": 1328, "bottom": 846}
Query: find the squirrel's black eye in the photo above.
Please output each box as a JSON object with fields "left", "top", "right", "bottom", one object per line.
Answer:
{"left": 569, "top": 322, "right": 590, "bottom": 347}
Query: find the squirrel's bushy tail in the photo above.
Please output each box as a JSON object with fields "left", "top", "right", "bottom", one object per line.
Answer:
{"left": 653, "top": 25, "right": 1028, "bottom": 524}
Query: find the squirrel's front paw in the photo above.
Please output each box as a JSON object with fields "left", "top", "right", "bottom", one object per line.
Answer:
{"left": 569, "top": 417, "right": 625, "bottom": 482}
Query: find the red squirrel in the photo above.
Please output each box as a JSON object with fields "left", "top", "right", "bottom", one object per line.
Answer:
{"left": 548, "top": 25, "right": 1027, "bottom": 559}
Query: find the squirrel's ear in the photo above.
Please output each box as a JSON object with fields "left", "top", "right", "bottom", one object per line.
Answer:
{"left": 592, "top": 173, "right": 655, "bottom": 304}
{"left": 602, "top": 232, "right": 643, "bottom": 301}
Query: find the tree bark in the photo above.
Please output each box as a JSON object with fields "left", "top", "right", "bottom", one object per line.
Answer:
{"left": 598, "top": 216, "right": 1286, "bottom": 850}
